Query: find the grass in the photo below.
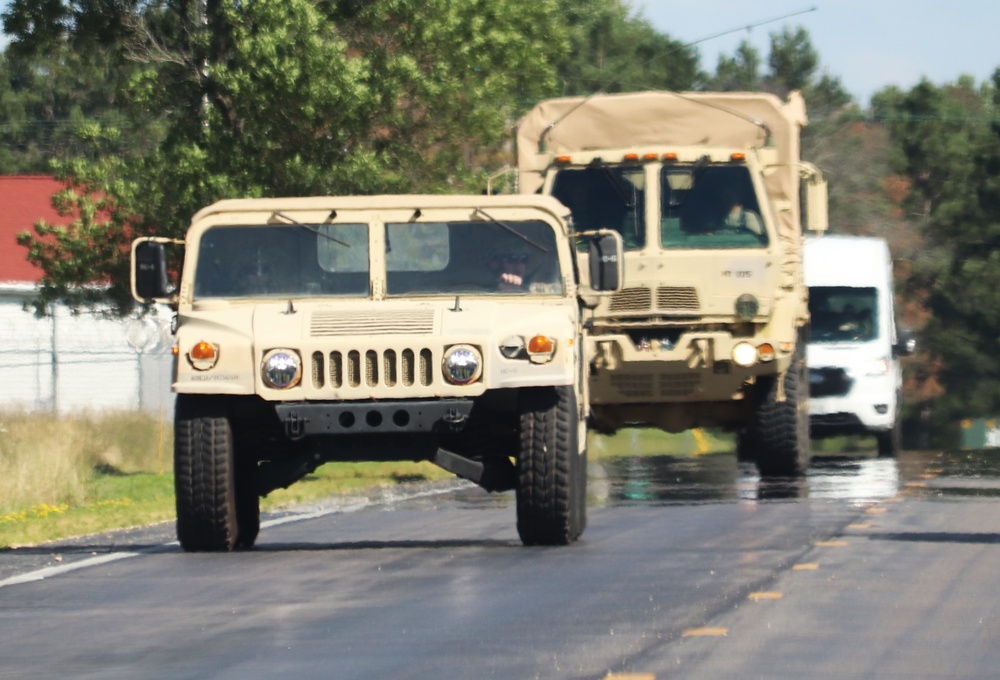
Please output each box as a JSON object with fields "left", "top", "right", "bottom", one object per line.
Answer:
{"left": 2, "top": 407, "right": 823, "bottom": 549}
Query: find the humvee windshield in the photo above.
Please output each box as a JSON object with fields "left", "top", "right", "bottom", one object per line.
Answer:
{"left": 550, "top": 165, "right": 646, "bottom": 250}
{"left": 385, "top": 219, "right": 563, "bottom": 296}
{"left": 660, "top": 165, "right": 769, "bottom": 250}
{"left": 192, "top": 219, "right": 563, "bottom": 299}
{"left": 808, "top": 286, "right": 878, "bottom": 343}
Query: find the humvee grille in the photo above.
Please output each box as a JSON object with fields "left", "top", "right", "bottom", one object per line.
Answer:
{"left": 313, "top": 347, "right": 435, "bottom": 390}
{"left": 609, "top": 287, "right": 652, "bottom": 313}
{"left": 656, "top": 286, "right": 699, "bottom": 310}
{"left": 311, "top": 309, "right": 436, "bottom": 336}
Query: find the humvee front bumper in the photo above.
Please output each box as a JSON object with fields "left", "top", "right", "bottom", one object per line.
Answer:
{"left": 274, "top": 399, "right": 474, "bottom": 439}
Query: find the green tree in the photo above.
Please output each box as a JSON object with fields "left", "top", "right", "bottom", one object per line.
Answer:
{"left": 9, "top": 0, "right": 567, "bottom": 314}
{"left": 872, "top": 72, "right": 1000, "bottom": 441}
{"left": 552, "top": 0, "right": 698, "bottom": 96}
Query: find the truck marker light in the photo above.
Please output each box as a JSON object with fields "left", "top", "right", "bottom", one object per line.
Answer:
{"left": 730, "top": 152, "right": 746, "bottom": 162}
{"left": 623, "top": 153, "right": 640, "bottom": 161}
{"left": 757, "top": 343, "right": 775, "bottom": 362}
{"left": 189, "top": 341, "right": 219, "bottom": 370}
{"left": 642, "top": 152, "right": 659, "bottom": 161}
{"left": 662, "top": 152, "right": 678, "bottom": 162}
{"left": 527, "top": 335, "right": 556, "bottom": 363}
{"left": 555, "top": 155, "right": 571, "bottom": 164}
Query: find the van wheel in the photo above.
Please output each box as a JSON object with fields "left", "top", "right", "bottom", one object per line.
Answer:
{"left": 174, "top": 396, "right": 240, "bottom": 552}
{"left": 754, "top": 344, "right": 811, "bottom": 477}
{"left": 516, "top": 386, "right": 586, "bottom": 545}
{"left": 876, "top": 414, "right": 902, "bottom": 458}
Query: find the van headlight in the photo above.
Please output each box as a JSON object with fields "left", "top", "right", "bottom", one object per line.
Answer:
{"left": 865, "top": 357, "right": 890, "bottom": 376}
{"left": 261, "top": 349, "right": 302, "bottom": 389}
{"left": 443, "top": 345, "right": 482, "bottom": 385}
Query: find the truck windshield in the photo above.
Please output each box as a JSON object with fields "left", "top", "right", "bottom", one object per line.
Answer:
{"left": 193, "top": 223, "right": 371, "bottom": 299}
{"left": 385, "top": 220, "right": 563, "bottom": 296}
{"left": 809, "top": 286, "right": 878, "bottom": 343}
{"left": 661, "top": 165, "right": 768, "bottom": 250}
{"left": 550, "top": 165, "right": 646, "bottom": 249}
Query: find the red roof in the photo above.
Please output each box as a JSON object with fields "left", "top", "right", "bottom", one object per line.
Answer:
{"left": 0, "top": 176, "right": 68, "bottom": 284}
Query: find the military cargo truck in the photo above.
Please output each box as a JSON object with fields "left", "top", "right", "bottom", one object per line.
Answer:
{"left": 516, "top": 91, "right": 829, "bottom": 476}
{"left": 131, "top": 194, "right": 622, "bottom": 551}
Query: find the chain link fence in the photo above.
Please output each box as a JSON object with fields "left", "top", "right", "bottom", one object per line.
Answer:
{"left": 0, "top": 291, "right": 174, "bottom": 418}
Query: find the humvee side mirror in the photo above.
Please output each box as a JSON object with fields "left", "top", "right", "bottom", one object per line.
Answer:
{"left": 587, "top": 232, "right": 623, "bottom": 292}
{"left": 133, "top": 240, "right": 170, "bottom": 302}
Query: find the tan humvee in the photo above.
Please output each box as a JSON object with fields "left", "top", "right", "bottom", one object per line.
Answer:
{"left": 516, "top": 91, "right": 829, "bottom": 476}
{"left": 132, "top": 194, "right": 622, "bottom": 551}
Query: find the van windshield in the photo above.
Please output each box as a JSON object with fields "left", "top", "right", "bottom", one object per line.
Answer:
{"left": 809, "top": 286, "right": 878, "bottom": 342}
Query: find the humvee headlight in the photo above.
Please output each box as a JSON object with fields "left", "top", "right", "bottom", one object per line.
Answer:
{"left": 735, "top": 293, "right": 759, "bottom": 321}
{"left": 261, "top": 349, "right": 302, "bottom": 389}
{"left": 527, "top": 335, "right": 556, "bottom": 364}
{"left": 188, "top": 340, "right": 220, "bottom": 371}
{"left": 500, "top": 335, "right": 526, "bottom": 359}
{"left": 732, "top": 342, "right": 758, "bottom": 367}
{"left": 443, "top": 345, "right": 482, "bottom": 385}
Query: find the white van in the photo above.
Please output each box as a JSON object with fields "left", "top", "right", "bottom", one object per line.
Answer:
{"left": 803, "top": 235, "right": 913, "bottom": 456}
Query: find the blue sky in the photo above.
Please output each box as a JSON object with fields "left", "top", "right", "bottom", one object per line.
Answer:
{"left": 641, "top": 1, "right": 1000, "bottom": 105}
{"left": 2, "top": 1, "right": 998, "bottom": 107}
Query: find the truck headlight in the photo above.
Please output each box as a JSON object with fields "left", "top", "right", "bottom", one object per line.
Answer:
{"left": 443, "top": 345, "right": 482, "bottom": 385}
{"left": 732, "top": 342, "right": 758, "bottom": 367}
{"left": 261, "top": 349, "right": 302, "bottom": 389}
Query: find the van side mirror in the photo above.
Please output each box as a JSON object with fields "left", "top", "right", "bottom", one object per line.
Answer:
{"left": 587, "top": 232, "right": 623, "bottom": 292}
{"left": 133, "top": 240, "right": 170, "bottom": 302}
{"left": 894, "top": 329, "right": 916, "bottom": 357}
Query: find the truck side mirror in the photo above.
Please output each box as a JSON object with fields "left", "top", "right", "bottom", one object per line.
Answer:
{"left": 805, "top": 178, "right": 828, "bottom": 233}
{"left": 133, "top": 240, "right": 170, "bottom": 301}
{"left": 588, "top": 232, "right": 623, "bottom": 292}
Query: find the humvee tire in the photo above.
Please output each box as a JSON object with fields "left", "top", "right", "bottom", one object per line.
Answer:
{"left": 754, "top": 344, "right": 810, "bottom": 477}
{"left": 234, "top": 457, "right": 260, "bottom": 549}
{"left": 174, "top": 396, "right": 240, "bottom": 552}
{"left": 516, "top": 386, "right": 586, "bottom": 545}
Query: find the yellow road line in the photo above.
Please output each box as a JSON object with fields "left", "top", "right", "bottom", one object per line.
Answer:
{"left": 748, "top": 591, "right": 783, "bottom": 601}
{"left": 792, "top": 563, "right": 820, "bottom": 570}
{"left": 682, "top": 626, "right": 728, "bottom": 637}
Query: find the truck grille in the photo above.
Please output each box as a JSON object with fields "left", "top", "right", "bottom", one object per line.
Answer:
{"left": 609, "top": 287, "right": 652, "bottom": 312}
{"left": 659, "top": 374, "right": 700, "bottom": 396}
{"left": 657, "top": 286, "right": 699, "bottom": 310}
{"left": 608, "top": 286, "right": 700, "bottom": 313}
{"left": 310, "top": 309, "right": 436, "bottom": 336}
{"left": 311, "top": 347, "right": 435, "bottom": 389}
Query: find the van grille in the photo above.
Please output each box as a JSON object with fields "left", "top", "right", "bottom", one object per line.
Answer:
{"left": 311, "top": 309, "right": 436, "bottom": 336}
{"left": 311, "top": 347, "right": 435, "bottom": 390}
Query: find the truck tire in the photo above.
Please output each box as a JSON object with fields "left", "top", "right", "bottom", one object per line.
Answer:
{"left": 516, "top": 386, "right": 586, "bottom": 545}
{"left": 754, "top": 344, "right": 811, "bottom": 477}
{"left": 174, "top": 395, "right": 240, "bottom": 552}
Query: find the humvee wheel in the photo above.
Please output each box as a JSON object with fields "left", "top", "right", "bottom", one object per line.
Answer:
{"left": 516, "top": 386, "right": 586, "bottom": 545}
{"left": 174, "top": 396, "right": 240, "bottom": 552}
{"left": 234, "top": 458, "right": 260, "bottom": 549}
{"left": 754, "top": 344, "right": 810, "bottom": 477}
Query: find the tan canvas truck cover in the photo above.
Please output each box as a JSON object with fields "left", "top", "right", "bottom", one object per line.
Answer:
{"left": 517, "top": 90, "right": 806, "bottom": 250}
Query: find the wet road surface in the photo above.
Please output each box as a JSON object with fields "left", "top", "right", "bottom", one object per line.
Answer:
{"left": 1, "top": 444, "right": 999, "bottom": 679}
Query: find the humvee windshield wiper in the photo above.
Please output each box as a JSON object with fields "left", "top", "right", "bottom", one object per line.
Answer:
{"left": 270, "top": 211, "right": 350, "bottom": 247}
{"left": 473, "top": 208, "right": 549, "bottom": 252}
{"left": 594, "top": 161, "right": 636, "bottom": 210}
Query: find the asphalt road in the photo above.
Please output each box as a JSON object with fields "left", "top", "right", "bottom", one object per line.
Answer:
{"left": 2, "top": 448, "right": 999, "bottom": 680}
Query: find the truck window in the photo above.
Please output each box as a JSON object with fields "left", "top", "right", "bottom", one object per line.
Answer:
{"left": 385, "top": 220, "right": 564, "bottom": 296}
{"left": 193, "top": 223, "right": 370, "bottom": 299}
{"left": 661, "top": 165, "right": 768, "bottom": 250}
{"left": 809, "top": 286, "right": 879, "bottom": 342}
{"left": 550, "top": 166, "right": 646, "bottom": 250}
